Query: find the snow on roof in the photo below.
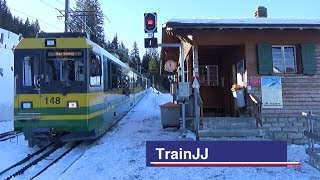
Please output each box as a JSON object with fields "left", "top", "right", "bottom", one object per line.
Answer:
{"left": 165, "top": 18, "right": 320, "bottom": 30}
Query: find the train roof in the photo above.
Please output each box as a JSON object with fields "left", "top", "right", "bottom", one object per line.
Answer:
{"left": 87, "top": 38, "right": 128, "bottom": 69}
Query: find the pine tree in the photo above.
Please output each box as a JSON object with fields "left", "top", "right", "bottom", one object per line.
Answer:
{"left": 148, "top": 56, "right": 159, "bottom": 75}
{"left": 0, "top": 0, "right": 41, "bottom": 38}
{"left": 33, "top": 20, "right": 40, "bottom": 34}
{"left": 16, "top": 18, "right": 24, "bottom": 35}
{"left": 0, "top": 0, "right": 13, "bottom": 31}
{"left": 22, "top": 18, "right": 31, "bottom": 37}
{"left": 110, "top": 34, "right": 119, "bottom": 51}
{"left": 70, "top": 0, "right": 106, "bottom": 48}
{"left": 129, "top": 41, "right": 141, "bottom": 70}
{"left": 141, "top": 52, "right": 151, "bottom": 73}
{"left": 118, "top": 41, "right": 130, "bottom": 63}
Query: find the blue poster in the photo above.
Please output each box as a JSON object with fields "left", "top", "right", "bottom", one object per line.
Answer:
{"left": 261, "top": 76, "right": 283, "bottom": 108}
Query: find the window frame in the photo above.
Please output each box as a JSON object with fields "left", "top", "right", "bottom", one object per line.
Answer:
{"left": 22, "top": 56, "right": 33, "bottom": 86}
{"left": 89, "top": 51, "right": 102, "bottom": 87}
{"left": 199, "top": 65, "right": 219, "bottom": 87}
{"left": 272, "top": 45, "right": 297, "bottom": 74}
{"left": 108, "top": 60, "right": 122, "bottom": 90}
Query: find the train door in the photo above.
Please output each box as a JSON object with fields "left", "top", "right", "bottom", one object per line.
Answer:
{"left": 15, "top": 52, "right": 43, "bottom": 115}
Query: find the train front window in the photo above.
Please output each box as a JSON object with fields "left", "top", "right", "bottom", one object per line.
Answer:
{"left": 45, "top": 50, "right": 84, "bottom": 84}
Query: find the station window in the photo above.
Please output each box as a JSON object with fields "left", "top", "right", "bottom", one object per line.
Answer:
{"left": 199, "top": 65, "right": 219, "bottom": 86}
{"left": 272, "top": 46, "right": 297, "bottom": 74}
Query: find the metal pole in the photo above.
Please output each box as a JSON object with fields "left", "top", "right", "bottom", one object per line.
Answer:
{"left": 180, "top": 45, "right": 186, "bottom": 138}
{"left": 152, "top": 75, "right": 154, "bottom": 92}
{"left": 84, "top": 15, "right": 87, "bottom": 33}
{"left": 195, "top": 88, "right": 200, "bottom": 140}
{"left": 193, "top": 45, "right": 200, "bottom": 141}
{"left": 65, "top": 0, "right": 70, "bottom": 32}
{"left": 157, "top": 43, "right": 186, "bottom": 137}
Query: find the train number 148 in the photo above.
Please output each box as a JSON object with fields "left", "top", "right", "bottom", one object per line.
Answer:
{"left": 45, "top": 97, "right": 61, "bottom": 104}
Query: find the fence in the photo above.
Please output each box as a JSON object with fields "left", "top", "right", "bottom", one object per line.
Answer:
{"left": 302, "top": 111, "right": 320, "bottom": 171}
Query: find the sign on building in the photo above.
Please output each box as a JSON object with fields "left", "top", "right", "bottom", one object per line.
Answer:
{"left": 261, "top": 76, "right": 283, "bottom": 108}
{"left": 178, "top": 82, "right": 190, "bottom": 98}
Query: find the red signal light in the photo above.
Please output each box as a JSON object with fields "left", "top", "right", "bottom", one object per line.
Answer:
{"left": 144, "top": 13, "right": 157, "bottom": 33}
{"left": 147, "top": 19, "right": 154, "bottom": 26}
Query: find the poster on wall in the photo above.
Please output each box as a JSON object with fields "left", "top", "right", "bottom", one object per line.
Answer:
{"left": 261, "top": 76, "right": 283, "bottom": 108}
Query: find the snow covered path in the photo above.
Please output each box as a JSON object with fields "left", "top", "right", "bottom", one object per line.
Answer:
{"left": 1, "top": 90, "right": 320, "bottom": 179}
{"left": 58, "top": 90, "right": 320, "bottom": 180}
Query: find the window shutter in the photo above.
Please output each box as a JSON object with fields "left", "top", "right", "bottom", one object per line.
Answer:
{"left": 257, "top": 43, "right": 273, "bottom": 74}
{"left": 301, "top": 43, "right": 316, "bottom": 75}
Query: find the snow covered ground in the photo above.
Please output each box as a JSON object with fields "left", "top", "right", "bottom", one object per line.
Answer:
{"left": 0, "top": 89, "right": 320, "bottom": 179}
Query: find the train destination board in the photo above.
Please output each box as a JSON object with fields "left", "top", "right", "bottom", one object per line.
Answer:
{"left": 47, "top": 50, "right": 83, "bottom": 57}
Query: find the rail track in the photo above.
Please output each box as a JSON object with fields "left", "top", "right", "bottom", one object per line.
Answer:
{"left": 0, "top": 141, "right": 82, "bottom": 180}
{"left": 0, "top": 95, "right": 142, "bottom": 179}
{"left": 0, "top": 131, "right": 21, "bottom": 141}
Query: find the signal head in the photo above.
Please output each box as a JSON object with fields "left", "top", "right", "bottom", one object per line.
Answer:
{"left": 144, "top": 13, "right": 157, "bottom": 33}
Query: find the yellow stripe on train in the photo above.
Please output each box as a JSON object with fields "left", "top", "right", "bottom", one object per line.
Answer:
{"left": 14, "top": 89, "right": 141, "bottom": 108}
{"left": 40, "top": 108, "right": 107, "bottom": 120}
{"left": 15, "top": 38, "right": 91, "bottom": 49}
{"left": 15, "top": 92, "right": 112, "bottom": 108}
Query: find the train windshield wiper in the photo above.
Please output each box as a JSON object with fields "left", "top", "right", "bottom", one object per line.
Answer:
{"left": 62, "top": 81, "right": 71, "bottom": 95}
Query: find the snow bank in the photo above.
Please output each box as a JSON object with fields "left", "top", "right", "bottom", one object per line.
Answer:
{"left": 0, "top": 103, "right": 13, "bottom": 133}
{"left": 0, "top": 28, "right": 18, "bottom": 129}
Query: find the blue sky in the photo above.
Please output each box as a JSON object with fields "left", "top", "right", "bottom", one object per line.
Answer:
{"left": 6, "top": 0, "right": 320, "bottom": 58}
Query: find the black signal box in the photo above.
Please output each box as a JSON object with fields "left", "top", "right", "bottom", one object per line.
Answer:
{"left": 144, "top": 38, "right": 158, "bottom": 48}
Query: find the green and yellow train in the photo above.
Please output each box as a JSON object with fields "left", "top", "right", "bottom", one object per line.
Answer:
{"left": 14, "top": 32, "right": 149, "bottom": 147}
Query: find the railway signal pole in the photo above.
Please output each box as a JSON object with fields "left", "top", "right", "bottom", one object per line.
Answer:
{"left": 65, "top": 0, "right": 70, "bottom": 32}
{"left": 143, "top": 13, "right": 188, "bottom": 138}
{"left": 58, "top": 2, "right": 95, "bottom": 34}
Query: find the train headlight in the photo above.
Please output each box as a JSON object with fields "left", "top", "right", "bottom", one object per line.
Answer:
{"left": 21, "top": 102, "right": 32, "bottom": 109}
{"left": 67, "top": 101, "right": 79, "bottom": 109}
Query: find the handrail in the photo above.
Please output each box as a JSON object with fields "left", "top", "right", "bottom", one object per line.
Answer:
{"left": 195, "top": 92, "right": 203, "bottom": 141}
{"left": 14, "top": 75, "right": 17, "bottom": 97}
{"left": 184, "top": 92, "right": 204, "bottom": 140}
{"left": 248, "top": 92, "right": 262, "bottom": 127}
{"left": 248, "top": 93, "right": 262, "bottom": 104}
{"left": 302, "top": 111, "right": 320, "bottom": 170}
{"left": 196, "top": 93, "right": 204, "bottom": 125}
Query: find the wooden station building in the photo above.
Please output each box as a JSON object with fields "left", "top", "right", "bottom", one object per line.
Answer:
{"left": 160, "top": 7, "right": 320, "bottom": 143}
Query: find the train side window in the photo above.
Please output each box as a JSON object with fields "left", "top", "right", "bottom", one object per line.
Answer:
{"left": 90, "top": 52, "right": 101, "bottom": 86}
{"left": 103, "top": 55, "right": 108, "bottom": 91}
{"left": 117, "top": 66, "right": 122, "bottom": 88}
{"left": 23, "top": 56, "right": 39, "bottom": 86}
{"left": 107, "top": 60, "right": 124, "bottom": 90}
{"left": 74, "top": 60, "right": 85, "bottom": 82}
{"left": 111, "top": 63, "right": 118, "bottom": 90}
{"left": 23, "top": 56, "right": 32, "bottom": 86}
